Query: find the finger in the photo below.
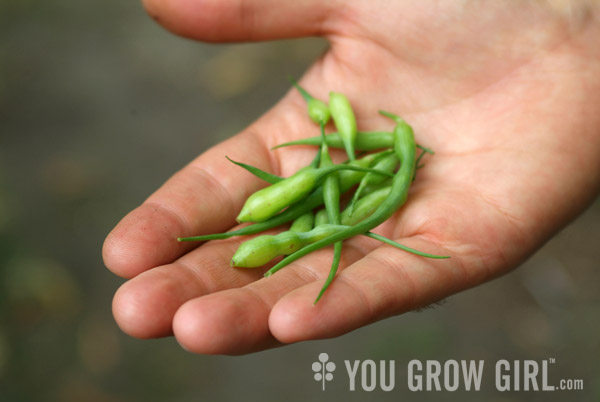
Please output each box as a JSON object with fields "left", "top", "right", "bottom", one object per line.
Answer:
{"left": 102, "top": 126, "right": 274, "bottom": 278}
{"left": 167, "top": 186, "right": 465, "bottom": 354}
{"left": 268, "top": 236, "right": 480, "bottom": 343}
{"left": 102, "top": 91, "right": 326, "bottom": 280}
{"left": 172, "top": 241, "right": 372, "bottom": 355}
{"left": 141, "top": 0, "right": 335, "bottom": 42}
{"left": 111, "top": 234, "right": 266, "bottom": 338}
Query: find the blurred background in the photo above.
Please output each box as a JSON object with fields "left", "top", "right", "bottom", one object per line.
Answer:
{"left": 0, "top": 1, "right": 598, "bottom": 401}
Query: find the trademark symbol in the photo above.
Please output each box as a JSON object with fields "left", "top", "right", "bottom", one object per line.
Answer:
{"left": 549, "top": 358, "right": 556, "bottom": 364}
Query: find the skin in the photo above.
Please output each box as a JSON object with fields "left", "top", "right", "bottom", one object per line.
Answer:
{"left": 103, "top": 0, "right": 600, "bottom": 355}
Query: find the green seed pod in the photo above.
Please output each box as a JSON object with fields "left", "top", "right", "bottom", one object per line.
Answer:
{"left": 336, "top": 150, "right": 393, "bottom": 190}
{"left": 289, "top": 76, "right": 330, "bottom": 125}
{"left": 346, "top": 153, "right": 398, "bottom": 216}
{"left": 341, "top": 185, "right": 391, "bottom": 226}
{"left": 329, "top": 92, "right": 358, "bottom": 161}
{"left": 178, "top": 150, "right": 395, "bottom": 242}
{"left": 318, "top": 126, "right": 341, "bottom": 225}
{"left": 274, "top": 132, "right": 434, "bottom": 157}
{"left": 289, "top": 211, "right": 314, "bottom": 232}
{"left": 360, "top": 178, "right": 393, "bottom": 197}
{"left": 316, "top": 130, "right": 344, "bottom": 303}
{"left": 308, "top": 99, "right": 331, "bottom": 125}
{"left": 314, "top": 209, "right": 329, "bottom": 226}
{"left": 237, "top": 168, "right": 320, "bottom": 223}
{"left": 273, "top": 131, "right": 394, "bottom": 151}
{"left": 265, "top": 119, "right": 417, "bottom": 277}
{"left": 237, "top": 164, "right": 394, "bottom": 223}
{"left": 316, "top": 123, "right": 344, "bottom": 304}
{"left": 231, "top": 224, "right": 346, "bottom": 268}
{"left": 230, "top": 234, "right": 283, "bottom": 268}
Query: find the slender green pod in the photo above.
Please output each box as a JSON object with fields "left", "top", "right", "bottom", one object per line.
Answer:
{"left": 318, "top": 124, "right": 341, "bottom": 227}
{"left": 231, "top": 223, "right": 449, "bottom": 268}
{"left": 177, "top": 150, "right": 393, "bottom": 242}
{"left": 318, "top": 126, "right": 340, "bottom": 225}
{"left": 329, "top": 92, "right": 357, "bottom": 161}
{"left": 335, "top": 150, "right": 393, "bottom": 188}
{"left": 346, "top": 153, "right": 398, "bottom": 216}
{"left": 237, "top": 164, "right": 394, "bottom": 223}
{"left": 231, "top": 224, "right": 346, "bottom": 268}
{"left": 341, "top": 185, "right": 392, "bottom": 226}
{"left": 289, "top": 211, "right": 314, "bottom": 233}
{"left": 265, "top": 118, "right": 417, "bottom": 277}
{"left": 273, "top": 131, "right": 393, "bottom": 151}
{"left": 231, "top": 222, "right": 449, "bottom": 268}
{"left": 316, "top": 123, "right": 344, "bottom": 304}
{"left": 314, "top": 208, "right": 329, "bottom": 227}
{"left": 315, "top": 240, "right": 342, "bottom": 304}
{"left": 274, "top": 132, "right": 435, "bottom": 156}
{"left": 289, "top": 76, "right": 330, "bottom": 125}
{"left": 360, "top": 178, "right": 393, "bottom": 196}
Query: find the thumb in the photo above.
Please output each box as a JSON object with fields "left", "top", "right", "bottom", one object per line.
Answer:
{"left": 142, "top": 0, "right": 335, "bottom": 42}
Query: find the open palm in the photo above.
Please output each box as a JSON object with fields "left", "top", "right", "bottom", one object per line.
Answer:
{"left": 103, "top": 0, "right": 600, "bottom": 354}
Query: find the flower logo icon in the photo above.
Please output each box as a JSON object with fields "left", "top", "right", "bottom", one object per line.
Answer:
{"left": 312, "top": 352, "right": 336, "bottom": 390}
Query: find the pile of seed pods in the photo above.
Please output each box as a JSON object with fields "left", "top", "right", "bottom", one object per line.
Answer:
{"left": 179, "top": 78, "right": 449, "bottom": 304}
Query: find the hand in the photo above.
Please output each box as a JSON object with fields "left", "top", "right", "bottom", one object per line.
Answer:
{"left": 103, "top": 0, "right": 600, "bottom": 354}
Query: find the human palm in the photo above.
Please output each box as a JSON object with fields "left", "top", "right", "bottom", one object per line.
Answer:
{"left": 103, "top": 0, "right": 600, "bottom": 354}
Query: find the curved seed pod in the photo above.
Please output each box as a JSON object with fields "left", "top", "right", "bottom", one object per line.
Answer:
{"left": 177, "top": 150, "right": 394, "bottom": 242}
{"left": 232, "top": 222, "right": 449, "bottom": 268}
{"left": 289, "top": 211, "right": 314, "bottom": 233}
{"left": 236, "top": 169, "right": 320, "bottom": 222}
{"left": 341, "top": 186, "right": 392, "bottom": 226}
{"left": 232, "top": 224, "right": 449, "bottom": 268}
{"left": 329, "top": 92, "right": 357, "bottom": 161}
{"left": 316, "top": 123, "right": 344, "bottom": 304}
{"left": 308, "top": 99, "right": 331, "bottom": 125}
{"left": 319, "top": 129, "right": 341, "bottom": 225}
{"left": 336, "top": 150, "right": 393, "bottom": 189}
{"left": 314, "top": 208, "right": 329, "bottom": 227}
{"left": 236, "top": 164, "right": 394, "bottom": 223}
{"left": 315, "top": 239, "right": 341, "bottom": 304}
{"left": 265, "top": 119, "right": 417, "bottom": 277}
{"left": 289, "top": 76, "right": 330, "bottom": 125}
{"left": 359, "top": 178, "right": 393, "bottom": 198}
{"left": 273, "top": 131, "right": 393, "bottom": 151}
{"left": 231, "top": 224, "right": 346, "bottom": 268}
{"left": 273, "top": 133, "right": 435, "bottom": 156}
{"left": 346, "top": 153, "right": 398, "bottom": 216}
